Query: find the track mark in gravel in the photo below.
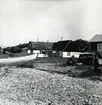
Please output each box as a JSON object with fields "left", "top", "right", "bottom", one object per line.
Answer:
{"left": 38, "top": 69, "right": 68, "bottom": 75}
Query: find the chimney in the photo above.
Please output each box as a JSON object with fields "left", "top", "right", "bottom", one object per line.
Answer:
{"left": 37, "top": 37, "right": 39, "bottom": 42}
{"left": 47, "top": 40, "right": 49, "bottom": 43}
{"left": 61, "top": 37, "right": 63, "bottom": 41}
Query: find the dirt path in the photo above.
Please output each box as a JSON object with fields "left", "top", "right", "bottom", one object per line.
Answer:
{"left": 0, "top": 54, "right": 37, "bottom": 64}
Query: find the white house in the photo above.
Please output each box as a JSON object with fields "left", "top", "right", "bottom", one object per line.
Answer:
{"left": 28, "top": 41, "right": 53, "bottom": 57}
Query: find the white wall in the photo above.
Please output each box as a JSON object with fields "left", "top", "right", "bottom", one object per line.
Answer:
{"left": 33, "top": 50, "right": 48, "bottom": 57}
{"left": 27, "top": 50, "right": 31, "bottom": 54}
{"left": 33, "top": 50, "right": 40, "bottom": 54}
{"left": 37, "top": 54, "right": 48, "bottom": 57}
{"left": 71, "top": 52, "right": 82, "bottom": 58}
{"left": 37, "top": 54, "right": 44, "bottom": 57}
{"left": 27, "top": 50, "right": 49, "bottom": 57}
{"left": 59, "top": 51, "right": 82, "bottom": 58}
{"left": 59, "top": 51, "right": 71, "bottom": 58}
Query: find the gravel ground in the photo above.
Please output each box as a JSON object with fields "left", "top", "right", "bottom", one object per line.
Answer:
{"left": 0, "top": 65, "right": 102, "bottom": 105}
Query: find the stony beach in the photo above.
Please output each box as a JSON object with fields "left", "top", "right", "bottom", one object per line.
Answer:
{"left": 0, "top": 58, "right": 102, "bottom": 105}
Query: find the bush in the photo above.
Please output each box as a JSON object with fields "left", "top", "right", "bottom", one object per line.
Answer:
{"left": 66, "top": 57, "right": 78, "bottom": 65}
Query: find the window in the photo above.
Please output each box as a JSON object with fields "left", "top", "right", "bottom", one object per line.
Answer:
{"left": 42, "top": 51, "right": 45, "bottom": 54}
{"left": 67, "top": 52, "right": 71, "bottom": 56}
{"left": 97, "top": 44, "right": 102, "bottom": 51}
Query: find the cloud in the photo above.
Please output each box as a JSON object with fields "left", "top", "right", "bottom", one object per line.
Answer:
{"left": 0, "top": 0, "right": 102, "bottom": 47}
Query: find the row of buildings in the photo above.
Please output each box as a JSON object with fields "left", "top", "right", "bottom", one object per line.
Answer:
{"left": 0, "top": 34, "right": 102, "bottom": 58}
{"left": 28, "top": 34, "right": 102, "bottom": 58}
{"left": 22, "top": 41, "right": 84, "bottom": 58}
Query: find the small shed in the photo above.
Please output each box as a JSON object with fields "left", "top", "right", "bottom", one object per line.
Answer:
{"left": 89, "top": 34, "right": 102, "bottom": 52}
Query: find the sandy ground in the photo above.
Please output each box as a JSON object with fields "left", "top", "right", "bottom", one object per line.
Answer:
{"left": 0, "top": 63, "right": 102, "bottom": 105}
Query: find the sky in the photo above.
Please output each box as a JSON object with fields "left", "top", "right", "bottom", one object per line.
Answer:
{"left": 0, "top": 0, "right": 102, "bottom": 47}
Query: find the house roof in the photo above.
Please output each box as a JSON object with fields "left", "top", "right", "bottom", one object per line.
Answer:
{"left": 89, "top": 34, "right": 102, "bottom": 42}
{"left": 52, "top": 40, "right": 72, "bottom": 51}
{"left": 29, "top": 41, "right": 53, "bottom": 50}
{"left": 53, "top": 39, "right": 89, "bottom": 52}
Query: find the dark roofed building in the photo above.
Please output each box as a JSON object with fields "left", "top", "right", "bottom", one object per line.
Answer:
{"left": 89, "top": 34, "right": 102, "bottom": 51}
{"left": 52, "top": 39, "right": 88, "bottom": 52}
{"left": 52, "top": 40, "right": 72, "bottom": 51}
{"left": 52, "top": 40, "right": 85, "bottom": 58}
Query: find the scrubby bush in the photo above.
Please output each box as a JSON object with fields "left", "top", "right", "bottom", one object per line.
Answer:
{"left": 66, "top": 56, "right": 78, "bottom": 66}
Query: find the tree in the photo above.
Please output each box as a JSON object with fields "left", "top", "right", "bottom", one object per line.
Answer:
{"left": 73, "top": 39, "right": 89, "bottom": 52}
{"left": 10, "top": 47, "right": 22, "bottom": 53}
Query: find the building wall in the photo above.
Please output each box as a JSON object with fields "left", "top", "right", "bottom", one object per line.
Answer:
{"left": 27, "top": 50, "right": 31, "bottom": 54}
{"left": 37, "top": 54, "right": 44, "bottom": 57}
{"left": 37, "top": 54, "right": 48, "bottom": 57}
{"left": 90, "top": 42, "right": 102, "bottom": 51}
{"left": 71, "top": 52, "right": 82, "bottom": 58}
{"left": 33, "top": 50, "right": 40, "bottom": 54}
{"left": 29, "top": 50, "right": 48, "bottom": 57}
{"left": 58, "top": 51, "right": 82, "bottom": 58}
{"left": 58, "top": 51, "right": 71, "bottom": 58}
{"left": 90, "top": 42, "right": 97, "bottom": 51}
{"left": 97, "top": 43, "right": 102, "bottom": 51}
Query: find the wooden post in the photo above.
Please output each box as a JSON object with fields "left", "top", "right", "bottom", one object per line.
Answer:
{"left": 89, "top": 42, "right": 94, "bottom": 67}
{"left": 89, "top": 42, "right": 91, "bottom": 52}
{"left": 93, "top": 52, "right": 95, "bottom": 67}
